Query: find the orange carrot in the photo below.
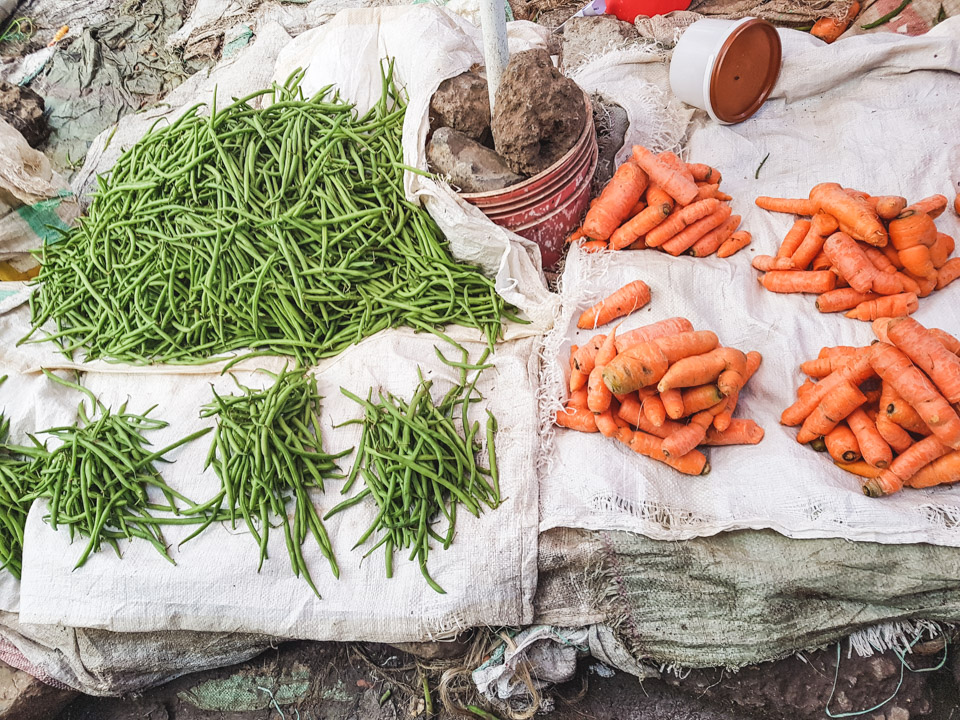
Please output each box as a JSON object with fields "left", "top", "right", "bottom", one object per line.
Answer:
{"left": 588, "top": 366, "right": 613, "bottom": 413}
{"left": 823, "top": 232, "right": 891, "bottom": 294}
{"left": 555, "top": 406, "right": 599, "bottom": 432}
{"left": 811, "top": 249, "right": 833, "bottom": 272}
{"left": 661, "top": 204, "right": 733, "bottom": 256}
{"left": 956, "top": 193, "right": 960, "bottom": 217}
{"left": 836, "top": 460, "right": 880, "bottom": 478}
{"left": 645, "top": 199, "right": 722, "bottom": 248}
{"left": 578, "top": 280, "right": 651, "bottom": 330}
{"left": 643, "top": 392, "right": 667, "bottom": 427}
{"left": 618, "top": 393, "right": 685, "bottom": 438}
{"left": 929, "top": 328, "right": 960, "bottom": 355}
{"left": 906, "top": 450, "right": 960, "bottom": 489}
{"left": 781, "top": 348, "right": 875, "bottom": 426}
{"left": 906, "top": 270, "right": 937, "bottom": 297}
{"left": 603, "top": 331, "right": 719, "bottom": 394}
{"left": 572, "top": 335, "right": 607, "bottom": 378}
{"left": 880, "top": 243, "right": 905, "bottom": 270}
{"left": 567, "top": 387, "right": 589, "bottom": 409}
{"left": 752, "top": 255, "right": 793, "bottom": 272}
{"left": 810, "top": 0, "right": 860, "bottom": 43}
{"left": 819, "top": 346, "right": 859, "bottom": 359}
{"left": 755, "top": 197, "right": 817, "bottom": 215}
{"left": 566, "top": 228, "right": 587, "bottom": 245}
{"left": 796, "top": 380, "right": 868, "bottom": 444}
{"left": 658, "top": 347, "right": 747, "bottom": 396}
{"left": 627, "top": 200, "right": 647, "bottom": 219}
{"left": 712, "top": 350, "right": 761, "bottom": 431}
{"left": 595, "top": 326, "right": 620, "bottom": 366}
{"left": 815, "top": 288, "right": 880, "bottom": 313}
{"left": 798, "top": 378, "right": 816, "bottom": 399}
{"left": 660, "top": 388, "right": 684, "bottom": 420}
{"left": 876, "top": 414, "right": 914, "bottom": 454}
{"left": 615, "top": 317, "right": 694, "bottom": 353}
{"left": 825, "top": 423, "right": 861, "bottom": 462}
{"left": 595, "top": 399, "right": 621, "bottom": 438}
{"left": 662, "top": 410, "right": 715, "bottom": 458}
{"left": 886, "top": 317, "right": 960, "bottom": 404}
{"left": 686, "top": 163, "right": 722, "bottom": 184}
{"left": 581, "top": 239, "right": 608, "bottom": 253}
{"left": 761, "top": 270, "right": 836, "bottom": 294}
{"left": 658, "top": 152, "right": 696, "bottom": 184}
{"left": 862, "top": 245, "right": 897, "bottom": 275}
{"left": 695, "top": 183, "right": 722, "bottom": 201}
{"left": 681, "top": 384, "right": 724, "bottom": 417}
{"left": 889, "top": 210, "right": 937, "bottom": 278}
{"left": 777, "top": 219, "right": 813, "bottom": 261}
{"left": 846, "top": 407, "right": 892, "bottom": 468}
{"left": 791, "top": 212, "right": 838, "bottom": 270}
{"left": 717, "top": 231, "right": 752, "bottom": 258}
{"left": 930, "top": 232, "right": 955, "bottom": 269}
{"left": 582, "top": 162, "right": 649, "bottom": 241}
{"left": 874, "top": 195, "right": 907, "bottom": 220}
{"left": 871, "top": 342, "right": 960, "bottom": 449}
{"left": 907, "top": 194, "right": 948, "bottom": 219}
{"left": 882, "top": 381, "right": 930, "bottom": 436}
{"left": 631, "top": 146, "right": 699, "bottom": 206}
{"left": 610, "top": 203, "right": 672, "bottom": 250}
{"left": 645, "top": 185, "right": 676, "bottom": 212}
{"left": 864, "top": 436, "right": 949, "bottom": 496}
{"left": 845, "top": 293, "right": 918, "bottom": 321}
{"left": 615, "top": 425, "right": 709, "bottom": 475}
{"left": 702, "top": 418, "right": 765, "bottom": 446}
{"left": 800, "top": 355, "right": 854, "bottom": 379}
{"left": 689, "top": 215, "right": 740, "bottom": 258}
{"left": 810, "top": 183, "right": 887, "bottom": 246}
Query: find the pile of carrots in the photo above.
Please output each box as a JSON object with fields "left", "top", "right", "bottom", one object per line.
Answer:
{"left": 555, "top": 282, "right": 765, "bottom": 476}
{"left": 570, "top": 145, "right": 751, "bottom": 259}
{"left": 752, "top": 184, "right": 960, "bottom": 321}
{"left": 785, "top": 317, "right": 960, "bottom": 497}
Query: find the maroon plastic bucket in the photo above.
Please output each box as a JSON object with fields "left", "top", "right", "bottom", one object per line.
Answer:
{"left": 460, "top": 95, "right": 598, "bottom": 271}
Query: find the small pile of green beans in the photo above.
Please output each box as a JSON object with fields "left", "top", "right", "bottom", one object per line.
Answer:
{"left": 200, "top": 368, "right": 347, "bottom": 596}
{"left": 21, "top": 372, "right": 213, "bottom": 569}
{"left": 25, "top": 62, "right": 517, "bottom": 365}
{"left": 328, "top": 344, "right": 501, "bottom": 593}
{"left": 0, "top": 375, "right": 41, "bottom": 579}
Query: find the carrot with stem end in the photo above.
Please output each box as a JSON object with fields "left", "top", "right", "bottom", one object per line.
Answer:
{"left": 662, "top": 410, "right": 716, "bottom": 458}
{"left": 907, "top": 194, "right": 948, "bottom": 219}
{"left": 755, "top": 197, "right": 817, "bottom": 215}
{"left": 555, "top": 406, "right": 599, "bottom": 432}
{"left": 845, "top": 292, "right": 918, "bottom": 321}
{"left": 885, "top": 317, "right": 960, "bottom": 404}
{"left": 615, "top": 425, "right": 709, "bottom": 475}
{"left": 863, "top": 436, "right": 949, "bottom": 497}
{"left": 717, "top": 231, "right": 752, "bottom": 258}
{"left": 661, "top": 204, "right": 733, "bottom": 256}
{"left": 616, "top": 317, "right": 694, "bottom": 353}
{"left": 713, "top": 351, "right": 761, "bottom": 431}
{"left": 874, "top": 196, "right": 908, "bottom": 220}
{"left": 587, "top": 329, "right": 620, "bottom": 412}
{"left": 582, "top": 162, "right": 649, "bottom": 241}
{"left": 791, "top": 212, "right": 838, "bottom": 270}
{"left": 681, "top": 384, "right": 724, "bottom": 417}
{"left": 687, "top": 163, "right": 722, "bottom": 184}
{"left": 702, "top": 418, "right": 765, "bottom": 446}
{"left": 907, "top": 450, "right": 960, "bottom": 489}
{"left": 796, "top": 380, "right": 868, "bottom": 444}
{"left": 810, "top": 183, "right": 887, "bottom": 246}
{"left": 572, "top": 334, "right": 606, "bottom": 388}
{"left": 610, "top": 202, "right": 672, "bottom": 250}
{"left": 645, "top": 199, "right": 723, "bottom": 248}
{"left": 882, "top": 382, "right": 930, "bottom": 436}
{"left": 689, "top": 215, "right": 740, "bottom": 258}
{"left": 578, "top": 281, "right": 651, "bottom": 330}
{"left": 603, "top": 331, "right": 720, "bottom": 394}
{"left": 846, "top": 408, "right": 892, "bottom": 468}
{"left": 631, "top": 146, "right": 700, "bottom": 205}
{"left": 811, "top": 0, "right": 860, "bottom": 43}
{"left": 761, "top": 270, "right": 837, "bottom": 294}
{"left": 815, "top": 288, "right": 880, "bottom": 313}
{"left": 825, "top": 423, "right": 861, "bottom": 462}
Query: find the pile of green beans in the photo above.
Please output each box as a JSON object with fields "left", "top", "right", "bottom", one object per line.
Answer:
{"left": 25, "top": 62, "right": 517, "bottom": 365}
{"left": 0, "top": 375, "right": 40, "bottom": 579}
{"left": 200, "top": 368, "right": 347, "bottom": 596}
{"left": 327, "top": 345, "right": 501, "bottom": 593}
{"left": 21, "top": 372, "right": 213, "bottom": 569}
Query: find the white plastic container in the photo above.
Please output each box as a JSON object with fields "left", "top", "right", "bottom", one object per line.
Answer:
{"left": 669, "top": 17, "right": 782, "bottom": 125}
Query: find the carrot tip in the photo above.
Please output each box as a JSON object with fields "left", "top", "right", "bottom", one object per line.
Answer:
{"left": 861, "top": 480, "right": 884, "bottom": 498}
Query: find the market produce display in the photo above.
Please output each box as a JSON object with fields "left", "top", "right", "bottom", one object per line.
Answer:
{"left": 570, "top": 145, "right": 751, "bottom": 258}
{"left": 0, "top": 376, "right": 40, "bottom": 579}
{"left": 752, "top": 185, "right": 958, "bottom": 320}
{"left": 328, "top": 345, "right": 501, "bottom": 593}
{"left": 784, "top": 318, "right": 960, "bottom": 496}
{"left": 24, "top": 64, "right": 515, "bottom": 365}
{"left": 556, "top": 316, "right": 765, "bottom": 475}
{"left": 20, "top": 373, "right": 213, "bottom": 568}
{"left": 200, "top": 368, "right": 347, "bottom": 596}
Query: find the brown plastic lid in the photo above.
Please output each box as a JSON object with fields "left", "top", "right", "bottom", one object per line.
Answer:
{"left": 708, "top": 19, "right": 782, "bottom": 124}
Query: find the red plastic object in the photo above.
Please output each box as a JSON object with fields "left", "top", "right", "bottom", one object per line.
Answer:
{"left": 605, "top": 0, "right": 691, "bottom": 22}
{"left": 460, "top": 95, "right": 598, "bottom": 271}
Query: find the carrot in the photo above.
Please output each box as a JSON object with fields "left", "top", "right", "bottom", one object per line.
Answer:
{"left": 846, "top": 407, "right": 892, "bottom": 468}
{"left": 702, "top": 418, "right": 765, "bottom": 446}
{"left": 815, "top": 288, "right": 880, "bottom": 313}
{"left": 615, "top": 317, "right": 694, "bottom": 353}
{"left": 863, "top": 436, "right": 949, "bottom": 497}
{"left": 880, "top": 243, "right": 905, "bottom": 270}
{"left": 755, "top": 197, "right": 817, "bottom": 215}
{"left": 695, "top": 183, "right": 722, "bottom": 201}
{"left": 662, "top": 410, "right": 715, "bottom": 458}
{"left": 886, "top": 317, "right": 960, "bottom": 404}
{"left": 796, "top": 380, "right": 868, "bottom": 444}
{"left": 844, "top": 292, "right": 918, "bottom": 321}
{"left": 645, "top": 185, "right": 676, "bottom": 212}
{"left": 578, "top": 280, "right": 651, "bottom": 330}
{"left": 882, "top": 382, "right": 930, "bottom": 436}
{"left": 800, "top": 355, "right": 855, "bottom": 378}
{"left": 645, "top": 199, "right": 722, "bottom": 248}
{"left": 643, "top": 392, "right": 667, "bottom": 427}
{"left": 906, "top": 450, "right": 960, "bottom": 489}
{"left": 823, "top": 232, "right": 895, "bottom": 294}
{"left": 717, "top": 231, "right": 752, "bottom": 258}
{"left": 929, "top": 328, "right": 960, "bottom": 355}
{"left": 627, "top": 200, "right": 647, "bottom": 219}
{"left": 825, "top": 423, "right": 861, "bottom": 462}
{"left": 681, "top": 384, "right": 724, "bottom": 417}
{"left": 615, "top": 425, "right": 709, "bottom": 475}
{"left": 906, "top": 270, "right": 937, "bottom": 297}
{"left": 907, "top": 194, "right": 948, "bottom": 219}
{"left": 661, "top": 204, "right": 733, "bottom": 256}
{"left": 930, "top": 232, "right": 955, "bottom": 269}
{"left": 567, "top": 387, "right": 589, "bottom": 409}
{"left": 603, "top": 331, "right": 720, "bottom": 394}
{"left": 689, "top": 215, "right": 740, "bottom": 257}
{"left": 610, "top": 203, "right": 672, "bottom": 250}
{"left": 618, "top": 392, "right": 683, "bottom": 438}
{"left": 661, "top": 388, "right": 685, "bottom": 420}
{"left": 588, "top": 366, "right": 613, "bottom": 413}
{"left": 819, "top": 346, "right": 859, "bottom": 359}
{"left": 956, "top": 193, "right": 960, "bottom": 217}
{"left": 874, "top": 196, "right": 907, "bottom": 220}
{"left": 595, "top": 399, "right": 621, "bottom": 438}
{"left": 582, "top": 162, "right": 649, "bottom": 241}
{"left": 835, "top": 460, "right": 880, "bottom": 479}
{"left": 658, "top": 152, "right": 696, "bottom": 184}
{"left": 936, "top": 258, "right": 960, "bottom": 289}
{"left": 686, "top": 163, "right": 722, "bottom": 184}
{"left": 811, "top": 1, "right": 859, "bottom": 43}
{"left": 777, "top": 219, "right": 813, "bottom": 262}
{"left": 889, "top": 210, "right": 937, "bottom": 278}
{"left": 595, "top": 326, "right": 620, "bottom": 366}
{"left": 572, "top": 335, "right": 607, "bottom": 378}
{"left": 631, "top": 146, "right": 699, "bottom": 206}
{"left": 875, "top": 414, "right": 914, "bottom": 454}
{"left": 871, "top": 342, "right": 960, "bottom": 449}
{"left": 658, "top": 347, "right": 748, "bottom": 396}
{"left": 791, "top": 212, "right": 838, "bottom": 270}
{"left": 555, "top": 406, "right": 599, "bottom": 432}
{"left": 781, "top": 348, "right": 875, "bottom": 426}
{"left": 761, "top": 270, "right": 836, "bottom": 294}
{"left": 810, "top": 183, "right": 887, "bottom": 246}
{"left": 752, "top": 255, "right": 793, "bottom": 272}
{"left": 712, "top": 350, "right": 761, "bottom": 431}
{"left": 566, "top": 228, "right": 587, "bottom": 245}
{"left": 811, "top": 249, "right": 833, "bottom": 272}
{"left": 897, "top": 245, "right": 936, "bottom": 281}
{"left": 581, "top": 239, "right": 608, "bottom": 253}
{"left": 862, "top": 245, "right": 897, "bottom": 275}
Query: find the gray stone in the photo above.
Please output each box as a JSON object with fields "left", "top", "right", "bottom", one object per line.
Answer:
{"left": 491, "top": 49, "right": 586, "bottom": 176}
{"left": 0, "top": 661, "right": 78, "bottom": 720}
{"left": 427, "top": 127, "right": 524, "bottom": 193}
{"left": 561, "top": 15, "right": 639, "bottom": 73}
{"left": 429, "top": 71, "right": 491, "bottom": 143}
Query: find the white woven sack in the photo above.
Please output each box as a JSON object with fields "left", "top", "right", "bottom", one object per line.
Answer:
{"left": 540, "top": 21, "right": 960, "bottom": 546}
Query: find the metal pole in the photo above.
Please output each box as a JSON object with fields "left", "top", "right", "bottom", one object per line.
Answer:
{"left": 478, "top": 0, "right": 509, "bottom": 112}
